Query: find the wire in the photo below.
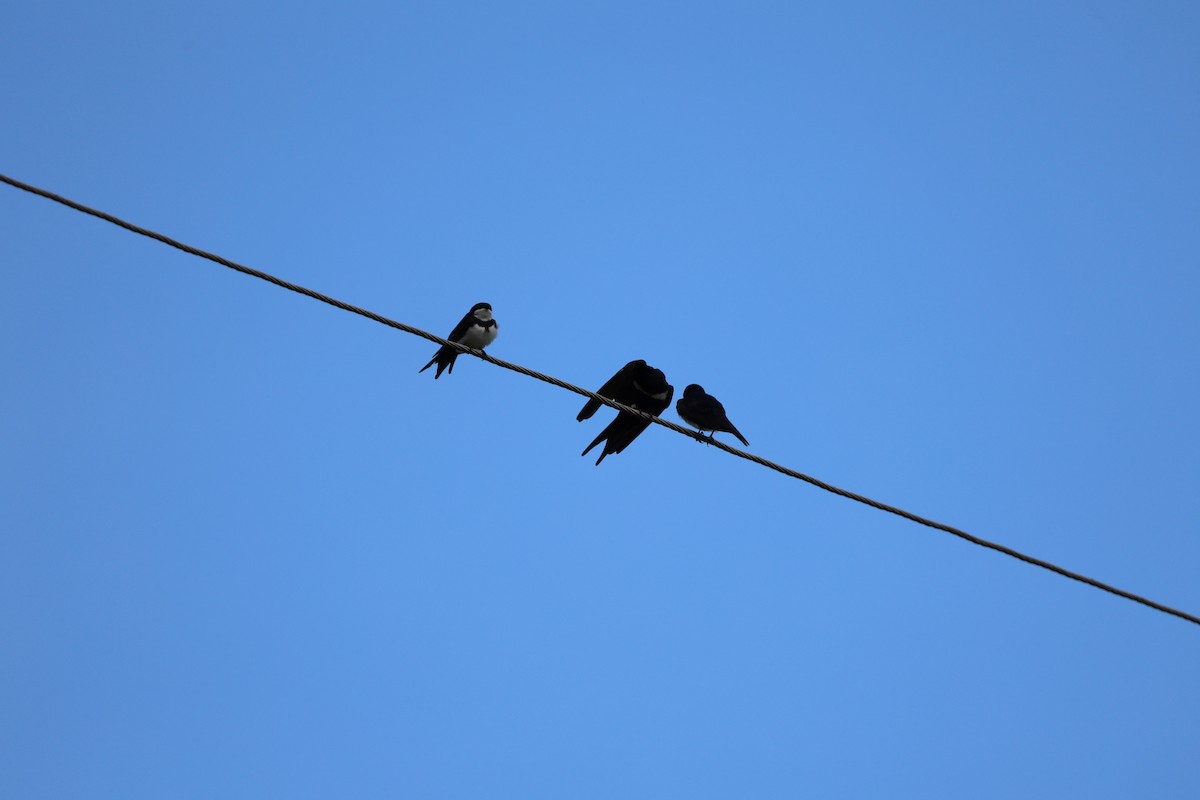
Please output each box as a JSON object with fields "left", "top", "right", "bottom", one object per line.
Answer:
{"left": 4, "top": 170, "right": 1197, "bottom": 628}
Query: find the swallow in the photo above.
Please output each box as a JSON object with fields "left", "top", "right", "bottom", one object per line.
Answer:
{"left": 419, "top": 302, "right": 498, "bottom": 378}
{"left": 578, "top": 359, "right": 674, "bottom": 465}
{"left": 676, "top": 384, "right": 749, "bottom": 447}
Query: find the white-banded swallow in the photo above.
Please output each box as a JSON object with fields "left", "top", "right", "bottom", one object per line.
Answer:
{"left": 419, "top": 302, "right": 498, "bottom": 379}
{"left": 676, "top": 384, "right": 749, "bottom": 447}
{"left": 578, "top": 359, "right": 674, "bottom": 465}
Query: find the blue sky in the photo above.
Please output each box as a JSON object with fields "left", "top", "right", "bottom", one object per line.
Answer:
{"left": 3, "top": 2, "right": 1199, "bottom": 797}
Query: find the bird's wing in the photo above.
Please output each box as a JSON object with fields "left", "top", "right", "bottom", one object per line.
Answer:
{"left": 699, "top": 393, "right": 726, "bottom": 417}
{"left": 699, "top": 393, "right": 749, "bottom": 445}
{"left": 444, "top": 310, "right": 476, "bottom": 344}
{"left": 577, "top": 359, "right": 645, "bottom": 421}
{"left": 605, "top": 382, "right": 672, "bottom": 455}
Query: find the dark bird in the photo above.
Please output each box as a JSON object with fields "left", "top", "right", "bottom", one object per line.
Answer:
{"left": 578, "top": 359, "right": 674, "bottom": 465}
{"left": 419, "top": 302, "right": 498, "bottom": 378}
{"left": 676, "top": 384, "right": 749, "bottom": 447}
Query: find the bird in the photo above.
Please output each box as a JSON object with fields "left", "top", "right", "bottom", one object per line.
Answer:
{"left": 676, "top": 384, "right": 749, "bottom": 447}
{"left": 577, "top": 359, "right": 674, "bottom": 465}
{"left": 418, "top": 302, "right": 498, "bottom": 379}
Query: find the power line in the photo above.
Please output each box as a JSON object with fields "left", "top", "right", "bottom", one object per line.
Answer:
{"left": 4, "top": 170, "right": 1197, "bottom": 629}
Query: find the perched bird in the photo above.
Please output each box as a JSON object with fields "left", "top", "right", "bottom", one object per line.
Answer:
{"left": 578, "top": 359, "right": 674, "bottom": 465}
{"left": 419, "top": 302, "right": 498, "bottom": 378}
{"left": 676, "top": 384, "right": 749, "bottom": 447}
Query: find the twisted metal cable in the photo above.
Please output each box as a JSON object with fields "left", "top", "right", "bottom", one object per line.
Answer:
{"left": 4, "top": 170, "right": 1197, "bottom": 628}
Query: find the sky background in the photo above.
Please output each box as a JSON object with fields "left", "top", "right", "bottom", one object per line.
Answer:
{"left": 3, "top": 2, "right": 1199, "bottom": 798}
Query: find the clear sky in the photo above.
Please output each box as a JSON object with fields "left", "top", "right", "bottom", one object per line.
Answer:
{"left": 3, "top": 2, "right": 1199, "bottom": 798}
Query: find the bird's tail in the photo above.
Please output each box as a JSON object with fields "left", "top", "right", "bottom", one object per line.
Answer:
{"left": 729, "top": 425, "right": 749, "bottom": 447}
{"left": 581, "top": 432, "right": 609, "bottom": 465}
{"left": 418, "top": 347, "right": 455, "bottom": 379}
